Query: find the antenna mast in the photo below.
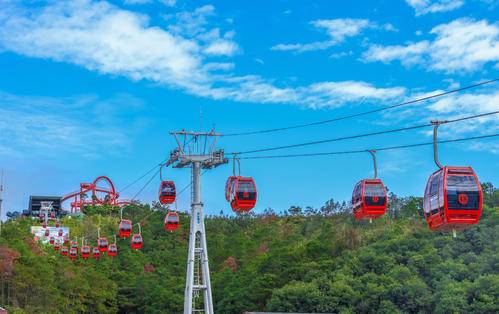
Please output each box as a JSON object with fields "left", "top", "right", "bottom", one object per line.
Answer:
{"left": 165, "top": 129, "right": 227, "bottom": 314}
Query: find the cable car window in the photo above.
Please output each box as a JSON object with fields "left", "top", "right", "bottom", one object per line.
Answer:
{"left": 447, "top": 176, "right": 478, "bottom": 191}
{"left": 364, "top": 184, "right": 384, "bottom": 196}
{"left": 447, "top": 175, "right": 480, "bottom": 210}
{"left": 354, "top": 182, "right": 361, "bottom": 198}
{"left": 237, "top": 181, "right": 256, "bottom": 200}
{"left": 161, "top": 184, "right": 175, "bottom": 196}
{"left": 133, "top": 236, "right": 142, "bottom": 243}
{"left": 429, "top": 172, "right": 442, "bottom": 215}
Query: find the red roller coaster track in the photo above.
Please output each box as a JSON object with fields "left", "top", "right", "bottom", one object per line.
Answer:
{"left": 62, "top": 176, "right": 130, "bottom": 213}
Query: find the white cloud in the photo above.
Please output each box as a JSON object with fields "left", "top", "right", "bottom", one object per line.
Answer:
{"left": 124, "top": 0, "right": 176, "bottom": 6}
{"left": 329, "top": 51, "right": 353, "bottom": 59}
{"left": 271, "top": 18, "right": 395, "bottom": 53}
{"left": 363, "top": 18, "right": 499, "bottom": 73}
{"left": 204, "top": 40, "right": 239, "bottom": 56}
{"left": 406, "top": 0, "right": 464, "bottom": 16}
{"left": 364, "top": 41, "right": 430, "bottom": 66}
{"left": 0, "top": 1, "right": 407, "bottom": 109}
{"left": 0, "top": 91, "right": 143, "bottom": 158}
{"left": 302, "top": 81, "right": 406, "bottom": 108}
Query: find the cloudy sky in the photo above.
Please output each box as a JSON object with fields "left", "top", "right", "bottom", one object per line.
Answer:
{"left": 0, "top": 0, "right": 498, "bottom": 215}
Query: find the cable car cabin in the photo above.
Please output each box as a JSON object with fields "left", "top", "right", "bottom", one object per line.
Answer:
{"left": 159, "top": 181, "right": 176, "bottom": 204}
{"left": 92, "top": 247, "right": 100, "bottom": 259}
{"left": 50, "top": 212, "right": 56, "bottom": 220}
{"left": 70, "top": 241, "right": 78, "bottom": 249}
{"left": 108, "top": 244, "right": 118, "bottom": 257}
{"left": 97, "top": 238, "right": 109, "bottom": 252}
{"left": 225, "top": 176, "right": 237, "bottom": 201}
{"left": 81, "top": 246, "right": 90, "bottom": 259}
{"left": 54, "top": 243, "right": 60, "bottom": 251}
{"left": 229, "top": 177, "right": 257, "bottom": 212}
{"left": 69, "top": 248, "right": 78, "bottom": 260}
{"left": 49, "top": 237, "right": 55, "bottom": 245}
{"left": 61, "top": 246, "right": 68, "bottom": 256}
{"left": 44, "top": 229, "right": 50, "bottom": 237}
{"left": 58, "top": 229, "right": 63, "bottom": 237}
{"left": 131, "top": 234, "right": 143, "bottom": 250}
{"left": 352, "top": 179, "right": 388, "bottom": 221}
{"left": 423, "top": 166, "right": 482, "bottom": 232}
{"left": 119, "top": 219, "right": 132, "bottom": 238}
{"left": 55, "top": 221, "right": 60, "bottom": 228}
{"left": 39, "top": 213, "right": 45, "bottom": 222}
{"left": 64, "top": 237, "right": 69, "bottom": 245}
{"left": 42, "top": 221, "right": 47, "bottom": 229}
{"left": 164, "top": 212, "right": 180, "bottom": 232}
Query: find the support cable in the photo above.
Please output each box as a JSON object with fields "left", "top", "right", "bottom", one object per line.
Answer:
{"left": 237, "top": 133, "right": 499, "bottom": 160}
{"left": 229, "top": 111, "right": 499, "bottom": 155}
{"left": 223, "top": 78, "right": 498, "bottom": 137}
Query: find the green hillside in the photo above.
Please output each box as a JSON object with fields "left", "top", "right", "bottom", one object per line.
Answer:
{"left": 0, "top": 186, "right": 498, "bottom": 314}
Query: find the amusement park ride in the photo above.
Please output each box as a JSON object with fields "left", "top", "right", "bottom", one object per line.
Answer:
{"left": 61, "top": 176, "right": 130, "bottom": 212}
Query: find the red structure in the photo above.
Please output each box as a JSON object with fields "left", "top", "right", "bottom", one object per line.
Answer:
{"left": 164, "top": 211, "right": 180, "bottom": 232}
{"left": 229, "top": 177, "right": 257, "bottom": 212}
{"left": 159, "top": 180, "right": 176, "bottom": 204}
{"left": 62, "top": 176, "right": 130, "bottom": 213}
{"left": 108, "top": 244, "right": 118, "bottom": 257}
{"left": 352, "top": 179, "right": 388, "bottom": 221}
{"left": 423, "top": 166, "right": 482, "bottom": 231}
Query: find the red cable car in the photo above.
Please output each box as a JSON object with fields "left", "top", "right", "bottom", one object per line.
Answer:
{"left": 97, "top": 238, "right": 109, "bottom": 252}
{"left": 352, "top": 179, "right": 388, "bottom": 221}
{"left": 81, "top": 246, "right": 90, "bottom": 259}
{"left": 92, "top": 247, "right": 100, "bottom": 259}
{"left": 70, "top": 241, "right": 78, "bottom": 250}
{"left": 229, "top": 177, "right": 257, "bottom": 212}
{"left": 44, "top": 229, "right": 50, "bottom": 237}
{"left": 351, "top": 150, "right": 387, "bottom": 221}
{"left": 50, "top": 211, "right": 56, "bottom": 220}
{"left": 131, "top": 234, "right": 143, "bottom": 250}
{"left": 159, "top": 181, "right": 176, "bottom": 204}
{"left": 54, "top": 243, "right": 60, "bottom": 251}
{"left": 58, "top": 229, "right": 63, "bottom": 237}
{"left": 119, "top": 219, "right": 132, "bottom": 238}
{"left": 424, "top": 166, "right": 482, "bottom": 232}
{"left": 42, "top": 221, "right": 47, "bottom": 229}
{"left": 49, "top": 237, "right": 55, "bottom": 245}
{"left": 423, "top": 121, "right": 483, "bottom": 236}
{"left": 108, "top": 244, "right": 118, "bottom": 257}
{"left": 164, "top": 211, "right": 180, "bottom": 232}
{"left": 39, "top": 213, "right": 45, "bottom": 222}
{"left": 61, "top": 246, "right": 68, "bottom": 256}
{"left": 55, "top": 221, "right": 60, "bottom": 228}
{"left": 64, "top": 237, "right": 69, "bottom": 245}
{"left": 225, "top": 176, "right": 237, "bottom": 201}
{"left": 69, "top": 248, "right": 78, "bottom": 260}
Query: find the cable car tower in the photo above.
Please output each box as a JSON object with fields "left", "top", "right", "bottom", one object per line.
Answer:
{"left": 165, "top": 129, "right": 227, "bottom": 314}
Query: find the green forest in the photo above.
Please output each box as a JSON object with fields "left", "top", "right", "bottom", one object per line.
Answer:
{"left": 0, "top": 183, "right": 498, "bottom": 314}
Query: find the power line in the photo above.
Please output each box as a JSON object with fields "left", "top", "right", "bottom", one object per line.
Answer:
{"left": 222, "top": 78, "right": 499, "bottom": 137}
{"left": 229, "top": 111, "right": 499, "bottom": 155}
{"left": 238, "top": 133, "right": 499, "bottom": 160}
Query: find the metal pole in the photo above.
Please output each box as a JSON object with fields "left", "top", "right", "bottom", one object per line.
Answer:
{"left": 431, "top": 120, "right": 444, "bottom": 170}
{"left": 184, "top": 161, "right": 214, "bottom": 314}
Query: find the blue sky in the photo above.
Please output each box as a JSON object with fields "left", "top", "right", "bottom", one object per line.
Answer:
{"left": 0, "top": 0, "right": 498, "bottom": 216}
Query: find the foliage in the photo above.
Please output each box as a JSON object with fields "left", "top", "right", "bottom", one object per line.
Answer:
{"left": 0, "top": 185, "right": 497, "bottom": 313}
